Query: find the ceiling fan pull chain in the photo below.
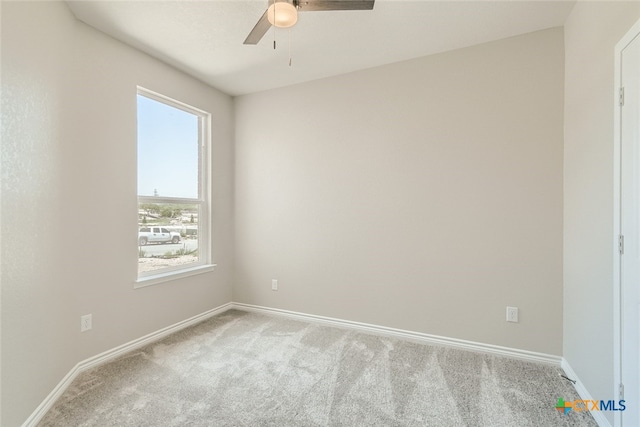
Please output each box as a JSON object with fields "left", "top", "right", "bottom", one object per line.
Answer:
{"left": 272, "top": 0, "right": 276, "bottom": 49}
{"left": 289, "top": 28, "right": 292, "bottom": 67}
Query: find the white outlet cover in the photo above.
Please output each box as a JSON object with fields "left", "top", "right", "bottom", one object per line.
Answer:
{"left": 506, "top": 307, "right": 519, "bottom": 323}
{"left": 271, "top": 279, "right": 278, "bottom": 291}
{"left": 81, "top": 314, "right": 92, "bottom": 332}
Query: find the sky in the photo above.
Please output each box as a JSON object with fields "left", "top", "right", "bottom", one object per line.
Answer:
{"left": 137, "top": 94, "right": 199, "bottom": 199}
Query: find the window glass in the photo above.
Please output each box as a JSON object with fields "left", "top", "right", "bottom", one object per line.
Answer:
{"left": 137, "top": 88, "right": 209, "bottom": 280}
{"left": 137, "top": 94, "right": 199, "bottom": 199}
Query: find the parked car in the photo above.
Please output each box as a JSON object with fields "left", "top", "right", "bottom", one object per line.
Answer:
{"left": 138, "top": 227, "right": 181, "bottom": 245}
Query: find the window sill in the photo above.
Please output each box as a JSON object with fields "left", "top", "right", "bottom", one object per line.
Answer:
{"left": 135, "top": 264, "right": 217, "bottom": 289}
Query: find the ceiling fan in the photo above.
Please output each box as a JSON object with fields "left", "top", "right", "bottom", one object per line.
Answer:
{"left": 243, "top": 0, "right": 375, "bottom": 45}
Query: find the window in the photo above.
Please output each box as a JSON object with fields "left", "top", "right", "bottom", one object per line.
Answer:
{"left": 136, "top": 87, "right": 212, "bottom": 284}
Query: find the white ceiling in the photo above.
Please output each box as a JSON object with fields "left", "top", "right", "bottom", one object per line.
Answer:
{"left": 66, "top": 0, "right": 575, "bottom": 96}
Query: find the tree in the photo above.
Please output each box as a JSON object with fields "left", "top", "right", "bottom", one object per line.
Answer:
{"left": 140, "top": 203, "right": 160, "bottom": 214}
{"left": 160, "top": 206, "right": 182, "bottom": 218}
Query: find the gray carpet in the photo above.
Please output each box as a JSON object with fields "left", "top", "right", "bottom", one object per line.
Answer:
{"left": 39, "top": 309, "right": 597, "bottom": 426}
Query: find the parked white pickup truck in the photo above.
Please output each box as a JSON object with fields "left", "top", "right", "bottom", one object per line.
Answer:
{"left": 138, "top": 227, "right": 181, "bottom": 245}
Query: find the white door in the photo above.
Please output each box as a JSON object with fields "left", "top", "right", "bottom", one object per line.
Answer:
{"left": 620, "top": 29, "right": 640, "bottom": 427}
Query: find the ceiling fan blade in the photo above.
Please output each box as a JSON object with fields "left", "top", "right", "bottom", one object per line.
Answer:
{"left": 243, "top": 10, "right": 271, "bottom": 45}
{"left": 296, "top": 0, "right": 374, "bottom": 11}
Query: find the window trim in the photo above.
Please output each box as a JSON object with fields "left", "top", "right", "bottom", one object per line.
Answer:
{"left": 135, "top": 264, "right": 217, "bottom": 289}
{"left": 135, "top": 87, "right": 213, "bottom": 285}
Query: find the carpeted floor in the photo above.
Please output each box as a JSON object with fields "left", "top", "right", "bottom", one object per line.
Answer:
{"left": 39, "top": 309, "right": 597, "bottom": 426}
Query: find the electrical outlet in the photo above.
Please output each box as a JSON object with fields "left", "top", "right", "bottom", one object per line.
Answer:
{"left": 80, "top": 314, "right": 92, "bottom": 332}
{"left": 506, "top": 307, "right": 519, "bottom": 323}
{"left": 272, "top": 279, "right": 278, "bottom": 291}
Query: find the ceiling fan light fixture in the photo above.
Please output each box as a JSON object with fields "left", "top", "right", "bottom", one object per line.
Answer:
{"left": 267, "top": 1, "right": 298, "bottom": 28}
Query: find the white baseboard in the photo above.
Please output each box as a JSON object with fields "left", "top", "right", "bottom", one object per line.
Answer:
{"left": 22, "top": 302, "right": 233, "bottom": 427}
{"left": 560, "top": 358, "right": 612, "bottom": 427}
{"left": 24, "top": 301, "right": 568, "bottom": 426}
{"left": 231, "top": 302, "right": 563, "bottom": 366}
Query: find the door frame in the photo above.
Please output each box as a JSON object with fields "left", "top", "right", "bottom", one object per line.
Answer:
{"left": 614, "top": 16, "right": 640, "bottom": 427}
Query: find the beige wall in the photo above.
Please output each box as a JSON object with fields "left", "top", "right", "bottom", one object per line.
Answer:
{"left": 1, "top": 2, "right": 234, "bottom": 425}
{"left": 234, "top": 28, "right": 564, "bottom": 355}
{"left": 563, "top": 2, "right": 640, "bottom": 424}
{"left": 10, "top": 1, "right": 640, "bottom": 424}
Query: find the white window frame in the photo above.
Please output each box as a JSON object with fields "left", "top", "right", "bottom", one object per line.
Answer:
{"left": 135, "top": 87, "right": 214, "bottom": 288}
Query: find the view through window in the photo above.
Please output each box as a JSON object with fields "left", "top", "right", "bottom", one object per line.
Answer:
{"left": 137, "top": 88, "right": 209, "bottom": 278}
